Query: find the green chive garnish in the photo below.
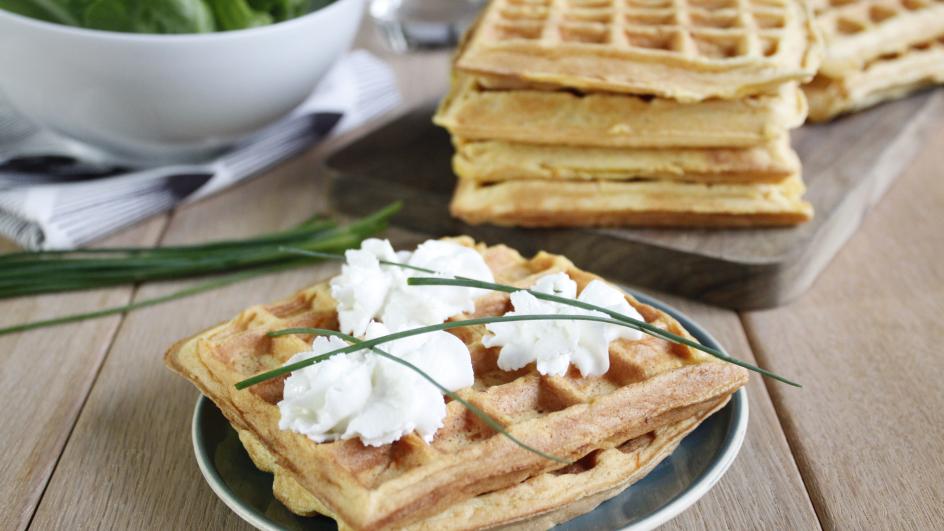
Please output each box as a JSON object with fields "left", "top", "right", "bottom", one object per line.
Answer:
{"left": 407, "top": 277, "right": 799, "bottom": 387}
{"left": 259, "top": 247, "right": 800, "bottom": 387}
{"left": 0, "top": 202, "right": 400, "bottom": 300}
{"left": 0, "top": 204, "right": 401, "bottom": 336}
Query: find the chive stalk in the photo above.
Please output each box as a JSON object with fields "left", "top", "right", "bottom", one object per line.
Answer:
{"left": 0, "top": 204, "right": 401, "bottom": 335}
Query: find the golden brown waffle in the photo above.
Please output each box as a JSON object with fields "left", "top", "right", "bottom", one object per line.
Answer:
{"left": 433, "top": 75, "right": 808, "bottom": 148}
{"left": 231, "top": 396, "right": 729, "bottom": 530}
{"left": 453, "top": 136, "right": 800, "bottom": 184}
{"left": 451, "top": 176, "right": 813, "bottom": 227}
{"left": 165, "top": 240, "right": 748, "bottom": 529}
{"left": 813, "top": 0, "right": 944, "bottom": 77}
{"left": 805, "top": 34, "right": 944, "bottom": 121}
{"left": 455, "top": 0, "right": 821, "bottom": 102}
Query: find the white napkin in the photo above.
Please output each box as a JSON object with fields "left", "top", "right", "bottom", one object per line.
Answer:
{"left": 0, "top": 50, "right": 400, "bottom": 250}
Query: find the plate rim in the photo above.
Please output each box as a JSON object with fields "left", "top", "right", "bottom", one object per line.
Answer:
{"left": 192, "top": 290, "right": 749, "bottom": 531}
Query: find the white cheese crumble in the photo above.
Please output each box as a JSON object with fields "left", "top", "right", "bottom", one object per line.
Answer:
{"left": 277, "top": 322, "right": 474, "bottom": 446}
{"left": 482, "top": 272, "right": 645, "bottom": 377}
{"left": 330, "top": 238, "right": 494, "bottom": 336}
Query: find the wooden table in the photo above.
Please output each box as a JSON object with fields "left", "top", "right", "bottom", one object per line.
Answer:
{"left": 3, "top": 25, "right": 942, "bottom": 531}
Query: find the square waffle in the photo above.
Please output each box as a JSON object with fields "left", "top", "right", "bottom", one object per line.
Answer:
{"left": 165, "top": 239, "right": 748, "bottom": 529}
{"left": 454, "top": 0, "right": 821, "bottom": 102}
{"left": 805, "top": 34, "right": 944, "bottom": 120}
{"left": 232, "top": 395, "right": 729, "bottom": 530}
{"left": 812, "top": 0, "right": 944, "bottom": 77}
{"left": 453, "top": 136, "right": 800, "bottom": 184}
{"left": 433, "top": 74, "right": 808, "bottom": 148}
{"left": 451, "top": 176, "right": 813, "bottom": 227}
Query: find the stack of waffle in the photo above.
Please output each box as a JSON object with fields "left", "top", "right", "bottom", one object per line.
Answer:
{"left": 805, "top": 0, "right": 944, "bottom": 121}
{"left": 166, "top": 239, "right": 749, "bottom": 529}
{"left": 434, "top": 0, "right": 822, "bottom": 228}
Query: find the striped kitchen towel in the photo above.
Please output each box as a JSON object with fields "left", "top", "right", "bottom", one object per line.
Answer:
{"left": 0, "top": 50, "right": 400, "bottom": 250}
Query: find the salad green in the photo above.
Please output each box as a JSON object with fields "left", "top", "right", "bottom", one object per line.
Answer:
{"left": 0, "top": 0, "right": 334, "bottom": 33}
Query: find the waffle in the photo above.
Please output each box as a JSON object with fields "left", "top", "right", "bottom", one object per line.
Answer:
{"left": 433, "top": 75, "right": 808, "bottom": 148}
{"left": 813, "top": 0, "right": 944, "bottom": 77}
{"left": 232, "top": 395, "right": 729, "bottom": 530}
{"left": 805, "top": 34, "right": 944, "bottom": 121}
{"left": 165, "top": 239, "right": 748, "bottom": 529}
{"left": 451, "top": 176, "right": 812, "bottom": 227}
{"left": 453, "top": 136, "right": 800, "bottom": 184}
{"left": 455, "top": 0, "right": 821, "bottom": 102}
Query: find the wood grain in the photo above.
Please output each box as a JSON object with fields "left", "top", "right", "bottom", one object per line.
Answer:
{"left": 326, "top": 90, "right": 942, "bottom": 310}
{"left": 0, "top": 219, "right": 166, "bottom": 530}
{"left": 742, "top": 96, "right": 944, "bottom": 529}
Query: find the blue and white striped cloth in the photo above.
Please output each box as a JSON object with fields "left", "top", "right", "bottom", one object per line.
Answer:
{"left": 0, "top": 50, "right": 400, "bottom": 250}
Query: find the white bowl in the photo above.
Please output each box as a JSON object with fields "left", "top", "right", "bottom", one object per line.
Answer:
{"left": 0, "top": 0, "right": 365, "bottom": 162}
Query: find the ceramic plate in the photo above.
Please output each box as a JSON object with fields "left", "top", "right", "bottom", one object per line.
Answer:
{"left": 192, "top": 291, "right": 749, "bottom": 530}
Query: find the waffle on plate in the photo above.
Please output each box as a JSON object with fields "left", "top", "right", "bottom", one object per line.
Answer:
{"left": 166, "top": 239, "right": 748, "bottom": 529}
{"left": 455, "top": 0, "right": 821, "bottom": 102}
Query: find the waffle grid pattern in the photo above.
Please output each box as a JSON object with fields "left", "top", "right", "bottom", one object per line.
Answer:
{"left": 167, "top": 242, "right": 748, "bottom": 529}
{"left": 488, "top": 0, "right": 792, "bottom": 62}
{"left": 815, "top": 0, "right": 941, "bottom": 36}
{"left": 455, "top": 0, "right": 819, "bottom": 101}
{"left": 813, "top": 0, "right": 944, "bottom": 75}
{"left": 804, "top": 32, "right": 944, "bottom": 120}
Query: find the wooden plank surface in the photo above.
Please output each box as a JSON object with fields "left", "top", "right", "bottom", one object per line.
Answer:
{"left": 742, "top": 95, "right": 944, "bottom": 529}
{"left": 0, "top": 219, "right": 166, "bottom": 530}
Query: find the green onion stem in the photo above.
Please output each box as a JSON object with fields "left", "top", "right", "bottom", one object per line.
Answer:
{"left": 236, "top": 313, "right": 796, "bottom": 389}
{"left": 0, "top": 263, "right": 302, "bottom": 336}
{"left": 311, "top": 329, "right": 569, "bottom": 464}
{"left": 277, "top": 247, "right": 437, "bottom": 275}
{"left": 0, "top": 202, "right": 400, "bottom": 300}
{"left": 269, "top": 248, "right": 799, "bottom": 387}
{"left": 0, "top": 217, "right": 336, "bottom": 262}
{"left": 0, "top": 203, "right": 401, "bottom": 334}
{"left": 408, "top": 277, "right": 798, "bottom": 387}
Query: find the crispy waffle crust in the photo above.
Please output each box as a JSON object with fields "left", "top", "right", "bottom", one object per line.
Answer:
{"left": 165, "top": 239, "right": 748, "bottom": 529}
{"left": 235, "top": 395, "right": 730, "bottom": 531}
{"left": 455, "top": 0, "right": 821, "bottom": 102}
{"left": 806, "top": 0, "right": 944, "bottom": 120}
{"left": 805, "top": 33, "right": 944, "bottom": 121}
{"left": 451, "top": 177, "right": 813, "bottom": 227}
{"left": 453, "top": 136, "right": 800, "bottom": 184}
{"left": 433, "top": 75, "right": 808, "bottom": 148}
{"left": 812, "top": 0, "right": 944, "bottom": 77}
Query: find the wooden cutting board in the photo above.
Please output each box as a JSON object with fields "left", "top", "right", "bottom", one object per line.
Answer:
{"left": 324, "top": 89, "right": 942, "bottom": 309}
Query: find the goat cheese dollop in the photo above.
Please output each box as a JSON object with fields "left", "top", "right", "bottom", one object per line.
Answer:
{"left": 277, "top": 322, "right": 474, "bottom": 446}
{"left": 330, "top": 238, "right": 494, "bottom": 336}
{"left": 482, "top": 272, "right": 645, "bottom": 377}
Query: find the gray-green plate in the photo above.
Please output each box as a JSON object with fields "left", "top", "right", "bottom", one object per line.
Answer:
{"left": 192, "top": 292, "right": 749, "bottom": 530}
